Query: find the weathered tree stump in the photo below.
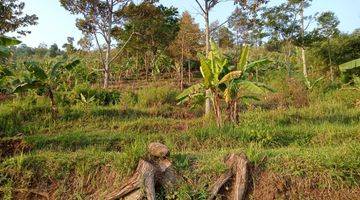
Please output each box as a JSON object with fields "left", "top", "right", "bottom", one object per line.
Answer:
{"left": 106, "top": 142, "right": 178, "bottom": 200}
{"left": 208, "top": 153, "right": 250, "bottom": 200}
{"left": 107, "top": 144, "right": 250, "bottom": 200}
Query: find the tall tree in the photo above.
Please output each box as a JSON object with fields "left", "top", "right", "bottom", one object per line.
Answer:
{"left": 62, "top": 37, "right": 76, "bottom": 54}
{"left": 169, "top": 11, "right": 201, "bottom": 89}
{"left": 263, "top": 0, "right": 315, "bottom": 77}
{"left": 49, "top": 43, "right": 61, "bottom": 58}
{"left": 194, "top": 0, "right": 225, "bottom": 115}
{"left": 230, "top": 0, "right": 268, "bottom": 46}
{"left": 316, "top": 11, "right": 340, "bottom": 81}
{"left": 294, "top": 0, "right": 313, "bottom": 78}
{"left": 0, "top": 0, "right": 38, "bottom": 35}
{"left": 78, "top": 34, "right": 93, "bottom": 52}
{"left": 60, "top": 0, "right": 132, "bottom": 88}
{"left": 218, "top": 26, "right": 234, "bottom": 49}
{"left": 115, "top": 2, "right": 179, "bottom": 81}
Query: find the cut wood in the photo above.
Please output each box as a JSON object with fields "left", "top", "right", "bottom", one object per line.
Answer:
{"left": 208, "top": 153, "right": 250, "bottom": 200}
{"left": 107, "top": 143, "right": 178, "bottom": 200}
{"left": 106, "top": 159, "right": 156, "bottom": 200}
{"left": 148, "top": 142, "right": 169, "bottom": 158}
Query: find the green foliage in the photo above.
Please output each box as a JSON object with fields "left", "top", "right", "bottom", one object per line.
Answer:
{"left": 314, "top": 32, "right": 360, "bottom": 66}
{"left": 14, "top": 58, "right": 80, "bottom": 94}
{"left": 75, "top": 86, "right": 120, "bottom": 106}
{"left": 0, "top": 36, "right": 21, "bottom": 58}
{"left": 0, "top": 0, "right": 38, "bottom": 36}
{"left": 178, "top": 43, "right": 272, "bottom": 124}
{"left": 137, "top": 86, "right": 179, "bottom": 108}
{"left": 339, "top": 58, "right": 360, "bottom": 72}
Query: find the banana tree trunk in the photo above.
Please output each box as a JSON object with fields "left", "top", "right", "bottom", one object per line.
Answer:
{"left": 214, "top": 94, "right": 222, "bottom": 127}
{"left": 48, "top": 89, "right": 58, "bottom": 118}
{"left": 188, "top": 60, "right": 191, "bottom": 84}
{"left": 227, "top": 100, "right": 238, "bottom": 124}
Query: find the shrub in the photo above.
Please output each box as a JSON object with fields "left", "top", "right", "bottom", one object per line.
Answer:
{"left": 74, "top": 86, "right": 120, "bottom": 106}
{"left": 137, "top": 86, "right": 179, "bottom": 108}
{"left": 120, "top": 91, "right": 139, "bottom": 107}
{"left": 262, "top": 77, "right": 309, "bottom": 109}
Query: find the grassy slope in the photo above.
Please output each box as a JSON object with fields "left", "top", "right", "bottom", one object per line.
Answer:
{"left": 0, "top": 82, "right": 360, "bottom": 199}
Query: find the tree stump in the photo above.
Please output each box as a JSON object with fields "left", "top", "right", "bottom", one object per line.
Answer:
{"left": 106, "top": 142, "right": 178, "bottom": 200}
{"left": 208, "top": 153, "right": 250, "bottom": 200}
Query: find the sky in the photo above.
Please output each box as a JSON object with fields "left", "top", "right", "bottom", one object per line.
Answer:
{"left": 10, "top": 0, "right": 360, "bottom": 48}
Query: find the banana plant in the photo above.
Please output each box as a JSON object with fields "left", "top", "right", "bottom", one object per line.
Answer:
{"left": 177, "top": 43, "right": 273, "bottom": 125}
{"left": 13, "top": 59, "right": 80, "bottom": 118}
{"left": 177, "top": 42, "right": 231, "bottom": 126}
{"left": 0, "top": 36, "right": 21, "bottom": 93}
{"left": 222, "top": 45, "right": 274, "bottom": 123}
{"left": 304, "top": 76, "right": 324, "bottom": 90}
{"left": 0, "top": 35, "right": 21, "bottom": 59}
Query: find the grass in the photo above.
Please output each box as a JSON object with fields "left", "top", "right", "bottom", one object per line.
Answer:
{"left": 0, "top": 83, "right": 360, "bottom": 199}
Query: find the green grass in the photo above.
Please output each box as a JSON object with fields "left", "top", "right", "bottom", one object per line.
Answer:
{"left": 0, "top": 84, "right": 360, "bottom": 199}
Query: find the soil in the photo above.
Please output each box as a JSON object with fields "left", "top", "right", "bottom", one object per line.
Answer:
{"left": 251, "top": 171, "right": 360, "bottom": 200}
{"left": 0, "top": 137, "right": 31, "bottom": 159}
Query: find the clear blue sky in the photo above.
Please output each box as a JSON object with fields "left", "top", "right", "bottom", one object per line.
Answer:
{"left": 12, "top": 0, "right": 360, "bottom": 48}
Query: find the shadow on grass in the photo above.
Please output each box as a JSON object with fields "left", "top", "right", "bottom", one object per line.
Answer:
{"left": 61, "top": 107, "right": 151, "bottom": 121}
{"left": 276, "top": 113, "right": 360, "bottom": 126}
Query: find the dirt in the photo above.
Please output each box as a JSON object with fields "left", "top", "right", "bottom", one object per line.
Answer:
{"left": 0, "top": 137, "right": 31, "bottom": 159}
{"left": 250, "top": 171, "right": 360, "bottom": 200}
{"left": 4, "top": 166, "right": 120, "bottom": 200}
{"left": 0, "top": 93, "right": 13, "bottom": 102}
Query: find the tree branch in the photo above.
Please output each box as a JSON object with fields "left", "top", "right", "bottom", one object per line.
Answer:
{"left": 93, "top": 32, "right": 106, "bottom": 68}
{"left": 109, "top": 31, "right": 135, "bottom": 65}
{"left": 195, "top": 0, "right": 206, "bottom": 14}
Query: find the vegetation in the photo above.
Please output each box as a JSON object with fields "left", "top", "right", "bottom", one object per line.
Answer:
{"left": 0, "top": 0, "right": 360, "bottom": 199}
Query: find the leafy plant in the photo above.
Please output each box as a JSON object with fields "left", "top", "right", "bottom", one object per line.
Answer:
{"left": 0, "top": 36, "right": 21, "bottom": 58}
{"left": 80, "top": 93, "right": 95, "bottom": 104}
{"left": 0, "top": 36, "right": 21, "bottom": 93}
{"left": 304, "top": 76, "right": 324, "bottom": 90}
{"left": 178, "top": 42, "right": 229, "bottom": 126}
{"left": 75, "top": 87, "right": 120, "bottom": 106}
{"left": 221, "top": 45, "right": 273, "bottom": 123}
{"left": 177, "top": 43, "right": 273, "bottom": 126}
{"left": 13, "top": 59, "right": 80, "bottom": 117}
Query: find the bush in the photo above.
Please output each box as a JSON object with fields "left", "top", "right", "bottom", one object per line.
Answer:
{"left": 262, "top": 77, "right": 309, "bottom": 109}
{"left": 120, "top": 91, "right": 139, "bottom": 107}
{"left": 75, "top": 86, "right": 120, "bottom": 106}
{"left": 136, "top": 86, "right": 179, "bottom": 108}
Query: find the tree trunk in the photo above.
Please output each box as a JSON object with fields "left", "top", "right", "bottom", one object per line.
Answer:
{"left": 300, "top": 0, "right": 308, "bottom": 78}
{"left": 328, "top": 39, "right": 334, "bottom": 82}
{"left": 301, "top": 47, "right": 307, "bottom": 77}
{"left": 103, "top": 1, "right": 113, "bottom": 88}
{"left": 208, "top": 153, "right": 250, "bottom": 200}
{"left": 233, "top": 101, "right": 238, "bottom": 123}
{"left": 180, "top": 36, "right": 184, "bottom": 90}
{"left": 48, "top": 89, "right": 58, "bottom": 118}
{"left": 107, "top": 143, "right": 178, "bottom": 200}
{"left": 104, "top": 60, "right": 110, "bottom": 88}
{"left": 204, "top": 7, "right": 211, "bottom": 116}
{"left": 145, "top": 53, "right": 149, "bottom": 82}
{"left": 188, "top": 60, "right": 191, "bottom": 84}
{"left": 286, "top": 42, "right": 292, "bottom": 77}
{"left": 214, "top": 94, "right": 222, "bottom": 127}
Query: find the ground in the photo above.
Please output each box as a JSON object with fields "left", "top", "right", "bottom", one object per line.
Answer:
{"left": 0, "top": 79, "right": 359, "bottom": 199}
